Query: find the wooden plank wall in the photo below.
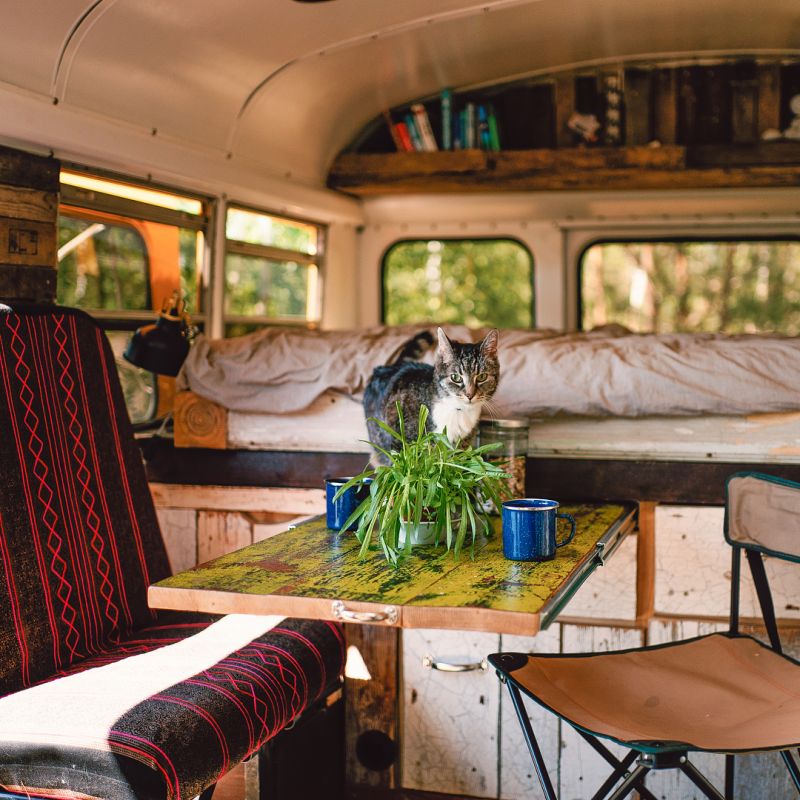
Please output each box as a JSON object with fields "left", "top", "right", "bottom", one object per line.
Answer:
{"left": 0, "top": 145, "right": 60, "bottom": 303}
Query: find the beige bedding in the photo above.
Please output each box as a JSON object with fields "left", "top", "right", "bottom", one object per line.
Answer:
{"left": 179, "top": 324, "right": 800, "bottom": 418}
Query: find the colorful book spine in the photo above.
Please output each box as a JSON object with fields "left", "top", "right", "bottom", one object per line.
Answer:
{"left": 477, "top": 104, "right": 491, "bottom": 149}
{"left": 394, "top": 121, "right": 414, "bottom": 152}
{"left": 465, "top": 103, "right": 476, "bottom": 149}
{"left": 487, "top": 104, "right": 501, "bottom": 151}
{"left": 382, "top": 110, "right": 405, "bottom": 152}
{"left": 456, "top": 109, "right": 467, "bottom": 149}
{"left": 411, "top": 103, "right": 438, "bottom": 151}
{"left": 404, "top": 113, "right": 424, "bottom": 151}
{"left": 441, "top": 89, "right": 453, "bottom": 150}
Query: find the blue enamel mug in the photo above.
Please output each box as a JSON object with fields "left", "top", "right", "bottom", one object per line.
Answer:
{"left": 326, "top": 477, "right": 371, "bottom": 531}
{"left": 501, "top": 499, "right": 576, "bottom": 561}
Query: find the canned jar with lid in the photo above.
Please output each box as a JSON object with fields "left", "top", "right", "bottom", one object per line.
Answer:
{"left": 478, "top": 418, "right": 529, "bottom": 505}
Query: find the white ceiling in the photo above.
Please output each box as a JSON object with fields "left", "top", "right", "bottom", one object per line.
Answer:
{"left": 2, "top": 0, "right": 800, "bottom": 190}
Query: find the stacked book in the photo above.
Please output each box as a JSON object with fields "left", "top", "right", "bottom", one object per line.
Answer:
{"left": 385, "top": 89, "right": 501, "bottom": 152}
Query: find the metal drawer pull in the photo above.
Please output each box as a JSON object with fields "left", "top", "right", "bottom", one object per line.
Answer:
{"left": 331, "top": 600, "right": 398, "bottom": 624}
{"left": 422, "top": 655, "right": 489, "bottom": 673}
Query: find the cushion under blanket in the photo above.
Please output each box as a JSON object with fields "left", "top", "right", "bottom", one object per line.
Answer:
{"left": 179, "top": 324, "right": 800, "bottom": 419}
{"left": 0, "top": 613, "right": 345, "bottom": 800}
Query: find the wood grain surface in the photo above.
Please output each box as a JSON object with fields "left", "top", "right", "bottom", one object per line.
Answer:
{"left": 150, "top": 503, "right": 634, "bottom": 635}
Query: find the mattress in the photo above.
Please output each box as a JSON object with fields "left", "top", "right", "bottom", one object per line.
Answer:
{"left": 224, "top": 391, "right": 800, "bottom": 465}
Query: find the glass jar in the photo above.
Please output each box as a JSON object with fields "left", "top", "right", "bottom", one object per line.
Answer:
{"left": 478, "top": 418, "right": 529, "bottom": 510}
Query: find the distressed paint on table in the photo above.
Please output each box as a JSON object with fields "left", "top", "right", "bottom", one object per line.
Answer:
{"left": 149, "top": 502, "right": 634, "bottom": 636}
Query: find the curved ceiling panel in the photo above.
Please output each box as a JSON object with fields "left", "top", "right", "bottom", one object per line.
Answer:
{"left": 52, "top": 0, "right": 488, "bottom": 154}
{"left": 0, "top": 1, "right": 89, "bottom": 95}
{"left": 233, "top": 0, "right": 800, "bottom": 182}
{"left": 1, "top": 0, "right": 799, "bottom": 189}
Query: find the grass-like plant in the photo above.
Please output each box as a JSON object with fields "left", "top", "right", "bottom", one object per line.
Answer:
{"left": 334, "top": 404, "right": 509, "bottom": 566}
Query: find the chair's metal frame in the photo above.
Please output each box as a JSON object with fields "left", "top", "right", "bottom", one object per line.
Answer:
{"left": 493, "top": 471, "right": 800, "bottom": 800}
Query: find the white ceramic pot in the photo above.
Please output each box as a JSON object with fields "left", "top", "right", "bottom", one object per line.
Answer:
{"left": 399, "top": 519, "right": 437, "bottom": 547}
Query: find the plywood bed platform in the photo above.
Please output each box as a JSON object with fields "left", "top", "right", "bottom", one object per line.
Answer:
{"left": 159, "top": 390, "right": 800, "bottom": 505}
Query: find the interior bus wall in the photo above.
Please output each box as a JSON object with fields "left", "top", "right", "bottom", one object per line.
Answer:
{"left": 357, "top": 188, "right": 800, "bottom": 330}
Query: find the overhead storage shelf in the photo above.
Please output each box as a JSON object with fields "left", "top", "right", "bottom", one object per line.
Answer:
{"left": 328, "top": 142, "right": 800, "bottom": 195}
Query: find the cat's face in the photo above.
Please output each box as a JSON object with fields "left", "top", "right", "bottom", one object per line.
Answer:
{"left": 433, "top": 328, "right": 499, "bottom": 405}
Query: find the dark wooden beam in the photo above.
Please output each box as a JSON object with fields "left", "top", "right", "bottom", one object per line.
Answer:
{"left": 328, "top": 143, "right": 800, "bottom": 195}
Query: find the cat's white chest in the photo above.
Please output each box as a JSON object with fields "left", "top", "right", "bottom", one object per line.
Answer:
{"left": 432, "top": 397, "right": 482, "bottom": 443}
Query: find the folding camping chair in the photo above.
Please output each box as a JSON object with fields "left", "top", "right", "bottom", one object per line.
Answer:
{"left": 489, "top": 472, "right": 800, "bottom": 800}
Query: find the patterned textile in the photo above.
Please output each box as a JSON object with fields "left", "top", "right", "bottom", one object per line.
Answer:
{"left": 0, "top": 305, "right": 345, "bottom": 799}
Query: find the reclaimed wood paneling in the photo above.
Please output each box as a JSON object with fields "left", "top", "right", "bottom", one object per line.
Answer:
{"left": 554, "top": 75, "right": 576, "bottom": 148}
{"left": 197, "top": 510, "right": 253, "bottom": 563}
{"left": 174, "top": 391, "right": 228, "bottom": 449}
{"left": 731, "top": 60, "right": 759, "bottom": 144}
{"left": 150, "top": 482, "right": 325, "bottom": 514}
{"left": 144, "top": 436, "right": 367, "bottom": 488}
{"left": 652, "top": 68, "right": 678, "bottom": 144}
{"left": 156, "top": 508, "right": 197, "bottom": 574}
{"left": 0, "top": 145, "right": 59, "bottom": 192}
{"left": 624, "top": 68, "right": 652, "bottom": 145}
{"left": 401, "top": 628, "right": 500, "bottom": 797}
{"left": 346, "top": 625, "right": 399, "bottom": 789}
{"left": 758, "top": 62, "right": 781, "bottom": 135}
{"left": 0, "top": 186, "right": 57, "bottom": 224}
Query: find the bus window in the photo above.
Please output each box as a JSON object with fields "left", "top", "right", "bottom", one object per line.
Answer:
{"left": 58, "top": 170, "right": 208, "bottom": 423}
{"left": 224, "top": 207, "right": 324, "bottom": 337}
{"left": 382, "top": 239, "right": 534, "bottom": 328}
{"left": 580, "top": 240, "right": 800, "bottom": 334}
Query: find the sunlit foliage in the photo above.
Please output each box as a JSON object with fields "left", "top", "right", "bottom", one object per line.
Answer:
{"left": 383, "top": 239, "right": 533, "bottom": 328}
{"left": 581, "top": 241, "right": 800, "bottom": 334}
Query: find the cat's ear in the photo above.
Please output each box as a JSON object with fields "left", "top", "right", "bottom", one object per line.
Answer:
{"left": 480, "top": 329, "right": 499, "bottom": 357}
{"left": 437, "top": 327, "right": 455, "bottom": 360}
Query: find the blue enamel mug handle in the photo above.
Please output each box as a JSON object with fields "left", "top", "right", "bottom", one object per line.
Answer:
{"left": 556, "top": 512, "right": 576, "bottom": 548}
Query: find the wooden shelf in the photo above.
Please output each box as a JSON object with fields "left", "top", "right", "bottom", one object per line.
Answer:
{"left": 328, "top": 142, "right": 800, "bottom": 195}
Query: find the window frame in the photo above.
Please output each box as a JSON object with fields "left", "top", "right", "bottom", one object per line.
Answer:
{"left": 380, "top": 236, "right": 535, "bottom": 328}
{"left": 59, "top": 167, "right": 211, "bottom": 328}
{"left": 223, "top": 203, "right": 327, "bottom": 333}
{"left": 577, "top": 234, "right": 800, "bottom": 333}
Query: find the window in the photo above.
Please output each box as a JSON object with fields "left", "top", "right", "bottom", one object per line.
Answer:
{"left": 58, "top": 170, "right": 208, "bottom": 423}
{"left": 382, "top": 239, "right": 534, "bottom": 328}
{"left": 224, "top": 207, "right": 324, "bottom": 337}
{"left": 580, "top": 240, "right": 800, "bottom": 335}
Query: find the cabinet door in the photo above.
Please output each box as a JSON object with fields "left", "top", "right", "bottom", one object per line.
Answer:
{"left": 401, "top": 628, "right": 500, "bottom": 798}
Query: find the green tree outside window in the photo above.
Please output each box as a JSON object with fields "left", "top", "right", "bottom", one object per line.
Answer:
{"left": 383, "top": 239, "right": 534, "bottom": 328}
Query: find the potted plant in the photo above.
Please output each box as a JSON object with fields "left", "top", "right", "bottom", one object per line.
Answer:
{"left": 334, "top": 404, "right": 509, "bottom": 566}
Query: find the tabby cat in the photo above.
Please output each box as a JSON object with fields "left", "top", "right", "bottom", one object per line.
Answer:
{"left": 363, "top": 328, "right": 499, "bottom": 465}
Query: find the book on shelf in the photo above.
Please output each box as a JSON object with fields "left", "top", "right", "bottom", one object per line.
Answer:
{"left": 477, "top": 104, "right": 491, "bottom": 149}
{"left": 487, "top": 104, "right": 501, "bottom": 151}
{"left": 382, "top": 110, "right": 410, "bottom": 152}
{"left": 411, "top": 103, "right": 438, "bottom": 150}
{"left": 441, "top": 88, "right": 453, "bottom": 150}
{"left": 394, "top": 121, "right": 414, "bottom": 152}
{"left": 465, "top": 102, "right": 476, "bottom": 148}
{"left": 404, "top": 113, "right": 424, "bottom": 151}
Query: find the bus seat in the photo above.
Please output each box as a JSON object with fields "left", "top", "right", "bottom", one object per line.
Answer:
{"left": 0, "top": 303, "right": 345, "bottom": 800}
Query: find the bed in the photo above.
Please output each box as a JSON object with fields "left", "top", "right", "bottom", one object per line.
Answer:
{"left": 164, "top": 323, "right": 800, "bottom": 503}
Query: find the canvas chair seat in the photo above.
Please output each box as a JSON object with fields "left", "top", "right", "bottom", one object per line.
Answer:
{"left": 494, "top": 631, "right": 800, "bottom": 755}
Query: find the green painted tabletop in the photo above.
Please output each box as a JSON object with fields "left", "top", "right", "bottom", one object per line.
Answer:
{"left": 149, "top": 502, "right": 636, "bottom": 636}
